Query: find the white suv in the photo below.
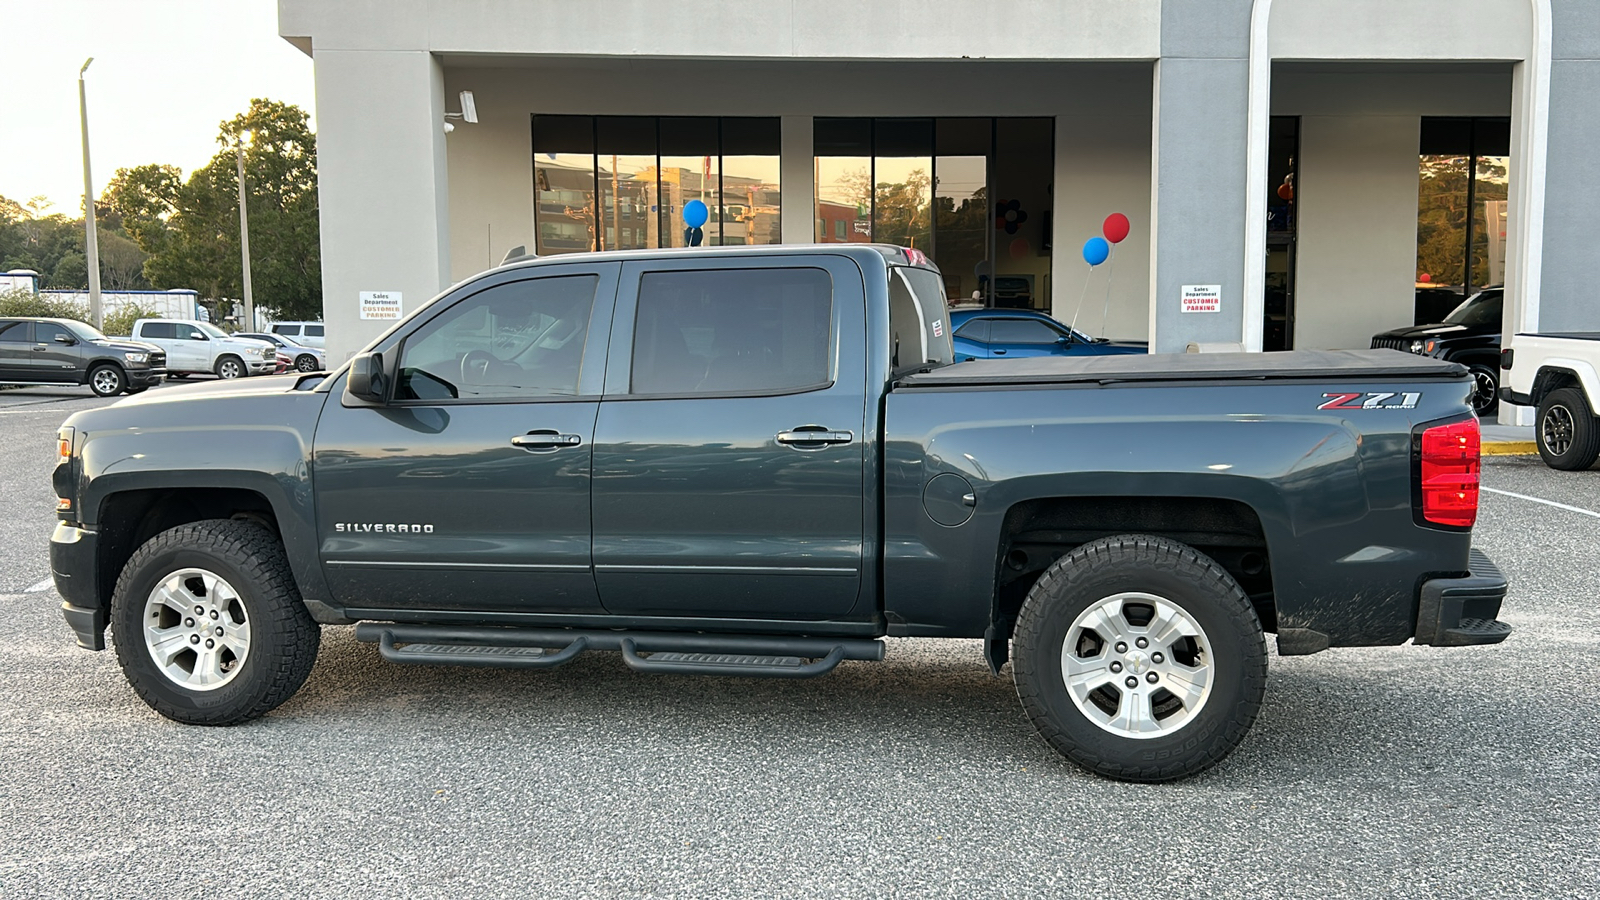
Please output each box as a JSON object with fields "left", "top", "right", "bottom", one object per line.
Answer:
{"left": 269, "top": 321, "right": 325, "bottom": 348}
{"left": 129, "top": 319, "right": 277, "bottom": 379}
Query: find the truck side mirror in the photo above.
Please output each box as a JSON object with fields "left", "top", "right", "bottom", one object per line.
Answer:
{"left": 346, "top": 351, "right": 387, "bottom": 403}
{"left": 54, "top": 334, "right": 76, "bottom": 345}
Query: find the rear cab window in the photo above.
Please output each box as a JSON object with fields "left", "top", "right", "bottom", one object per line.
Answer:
{"left": 888, "top": 265, "right": 954, "bottom": 376}
{"left": 273, "top": 324, "right": 300, "bottom": 337}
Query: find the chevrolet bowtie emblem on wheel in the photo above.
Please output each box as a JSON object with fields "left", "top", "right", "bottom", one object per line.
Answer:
{"left": 335, "top": 523, "right": 435, "bottom": 533}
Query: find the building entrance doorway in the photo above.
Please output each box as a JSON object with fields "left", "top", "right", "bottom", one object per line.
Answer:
{"left": 814, "top": 117, "right": 1055, "bottom": 310}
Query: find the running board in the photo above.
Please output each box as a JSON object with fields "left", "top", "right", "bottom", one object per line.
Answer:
{"left": 355, "top": 623, "right": 883, "bottom": 678}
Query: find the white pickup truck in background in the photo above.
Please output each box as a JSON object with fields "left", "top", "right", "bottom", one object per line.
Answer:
{"left": 128, "top": 319, "right": 277, "bottom": 380}
{"left": 1501, "top": 332, "right": 1600, "bottom": 470}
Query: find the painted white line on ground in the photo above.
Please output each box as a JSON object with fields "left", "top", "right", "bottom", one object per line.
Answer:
{"left": 1482, "top": 486, "right": 1600, "bottom": 519}
{"left": 26, "top": 579, "right": 54, "bottom": 592}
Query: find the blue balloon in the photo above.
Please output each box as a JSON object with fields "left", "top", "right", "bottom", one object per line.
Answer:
{"left": 1082, "top": 236, "right": 1111, "bottom": 267}
{"left": 683, "top": 199, "right": 709, "bottom": 228}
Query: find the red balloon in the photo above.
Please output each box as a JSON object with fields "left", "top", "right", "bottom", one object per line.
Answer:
{"left": 1008, "top": 237, "right": 1030, "bottom": 259}
{"left": 1102, "top": 213, "right": 1130, "bottom": 244}
{"left": 1276, "top": 183, "right": 1294, "bottom": 201}
{"left": 1419, "top": 273, "right": 1432, "bottom": 283}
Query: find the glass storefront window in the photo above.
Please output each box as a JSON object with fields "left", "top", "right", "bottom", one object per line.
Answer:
{"left": 533, "top": 116, "right": 779, "bottom": 254}
{"left": 1416, "top": 117, "right": 1510, "bottom": 325}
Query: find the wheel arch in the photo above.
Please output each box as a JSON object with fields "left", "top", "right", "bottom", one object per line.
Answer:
{"left": 1531, "top": 363, "right": 1598, "bottom": 411}
{"left": 984, "top": 494, "right": 1277, "bottom": 672}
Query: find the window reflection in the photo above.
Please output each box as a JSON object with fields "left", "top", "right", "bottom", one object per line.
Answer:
{"left": 1416, "top": 117, "right": 1510, "bottom": 325}
{"left": 874, "top": 157, "right": 932, "bottom": 252}
{"left": 815, "top": 157, "right": 871, "bottom": 243}
{"left": 532, "top": 116, "right": 780, "bottom": 253}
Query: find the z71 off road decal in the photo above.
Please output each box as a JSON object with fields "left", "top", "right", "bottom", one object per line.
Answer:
{"left": 1318, "top": 392, "right": 1422, "bottom": 410}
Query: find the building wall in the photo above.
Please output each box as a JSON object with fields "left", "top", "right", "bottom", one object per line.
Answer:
{"left": 1541, "top": 0, "right": 1600, "bottom": 332}
{"left": 282, "top": 0, "right": 1162, "bottom": 59}
{"left": 1270, "top": 0, "right": 1533, "bottom": 61}
{"left": 440, "top": 60, "right": 1157, "bottom": 341}
{"left": 1292, "top": 116, "right": 1421, "bottom": 350}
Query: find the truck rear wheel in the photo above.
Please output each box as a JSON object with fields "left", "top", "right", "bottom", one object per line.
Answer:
{"left": 109, "top": 519, "right": 320, "bottom": 725}
{"left": 1012, "top": 534, "right": 1266, "bottom": 782}
{"left": 1536, "top": 387, "right": 1600, "bottom": 470}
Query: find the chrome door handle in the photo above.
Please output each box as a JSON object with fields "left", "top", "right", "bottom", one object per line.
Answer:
{"left": 511, "top": 430, "right": 582, "bottom": 452}
{"left": 776, "top": 428, "right": 854, "bottom": 448}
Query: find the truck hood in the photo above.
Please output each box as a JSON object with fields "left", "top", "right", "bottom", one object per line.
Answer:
{"left": 91, "top": 338, "right": 165, "bottom": 354}
{"left": 1372, "top": 323, "right": 1472, "bottom": 340}
{"left": 107, "top": 373, "right": 318, "bottom": 407}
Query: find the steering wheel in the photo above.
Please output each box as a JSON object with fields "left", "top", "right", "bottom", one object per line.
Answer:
{"left": 460, "top": 349, "right": 496, "bottom": 384}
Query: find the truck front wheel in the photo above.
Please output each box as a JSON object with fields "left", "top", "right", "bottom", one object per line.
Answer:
{"left": 109, "top": 519, "right": 320, "bottom": 725}
{"left": 215, "top": 356, "right": 245, "bottom": 379}
{"left": 1012, "top": 534, "right": 1266, "bottom": 782}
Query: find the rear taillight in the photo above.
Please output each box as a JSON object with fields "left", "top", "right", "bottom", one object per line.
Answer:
{"left": 1420, "top": 419, "right": 1480, "bottom": 528}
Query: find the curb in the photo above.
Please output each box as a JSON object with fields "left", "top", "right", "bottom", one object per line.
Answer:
{"left": 1483, "top": 441, "right": 1538, "bottom": 456}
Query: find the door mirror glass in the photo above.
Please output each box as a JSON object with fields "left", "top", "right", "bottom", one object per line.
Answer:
{"left": 346, "top": 351, "right": 387, "bottom": 403}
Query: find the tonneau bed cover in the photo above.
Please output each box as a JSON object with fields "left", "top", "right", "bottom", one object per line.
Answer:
{"left": 898, "top": 349, "right": 1466, "bottom": 388}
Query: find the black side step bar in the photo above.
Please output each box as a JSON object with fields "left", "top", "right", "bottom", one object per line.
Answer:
{"left": 354, "top": 623, "right": 884, "bottom": 679}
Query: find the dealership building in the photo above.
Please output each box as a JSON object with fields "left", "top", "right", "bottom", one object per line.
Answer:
{"left": 278, "top": 0, "right": 1597, "bottom": 422}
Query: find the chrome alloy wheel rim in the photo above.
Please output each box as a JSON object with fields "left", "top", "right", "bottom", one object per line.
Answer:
{"left": 219, "top": 360, "right": 241, "bottom": 378}
{"left": 1543, "top": 404, "right": 1574, "bottom": 456}
{"left": 142, "top": 568, "right": 251, "bottom": 691}
{"left": 296, "top": 356, "right": 317, "bottom": 372}
{"left": 1060, "top": 592, "right": 1214, "bottom": 739}
{"left": 92, "top": 369, "right": 120, "bottom": 394}
{"left": 1471, "top": 370, "right": 1497, "bottom": 415}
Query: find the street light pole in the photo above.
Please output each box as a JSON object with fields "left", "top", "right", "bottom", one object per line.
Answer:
{"left": 235, "top": 142, "right": 254, "bottom": 331}
{"left": 78, "top": 58, "right": 102, "bottom": 329}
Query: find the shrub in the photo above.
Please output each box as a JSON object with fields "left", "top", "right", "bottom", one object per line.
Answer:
{"left": 101, "top": 305, "right": 158, "bottom": 338}
{"left": 0, "top": 288, "right": 87, "bottom": 320}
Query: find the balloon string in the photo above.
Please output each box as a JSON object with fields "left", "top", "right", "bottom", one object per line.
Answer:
{"left": 1099, "top": 245, "right": 1118, "bottom": 337}
{"left": 1068, "top": 263, "right": 1093, "bottom": 336}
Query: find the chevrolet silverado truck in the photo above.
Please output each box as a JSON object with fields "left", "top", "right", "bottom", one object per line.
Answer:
{"left": 1499, "top": 331, "right": 1600, "bottom": 470}
{"left": 49, "top": 245, "right": 1510, "bottom": 782}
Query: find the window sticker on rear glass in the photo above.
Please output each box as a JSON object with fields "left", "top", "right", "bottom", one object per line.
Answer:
{"left": 932, "top": 319, "right": 944, "bottom": 338}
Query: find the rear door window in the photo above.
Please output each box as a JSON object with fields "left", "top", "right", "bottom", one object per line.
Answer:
{"left": 305, "top": 325, "right": 324, "bottom": 337}
{"left": 0, "top": 321, "right": 31, "bottom": 343}
{"left": 273, "top": 324, "right": 300, "bottom": 337}
{"left": 630, "top": 267, "right": 833, "bottom": 395}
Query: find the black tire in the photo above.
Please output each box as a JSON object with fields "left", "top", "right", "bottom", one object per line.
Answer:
{"left": 1012, "top": 534, "right": 1267, "bottom": 782}
{"left": 214, "top": 355, "right": 245, "bottom": 379}
{"left": 125, "top": 385, "right": 149, "bottom": 394}
{"left": 1468, "top": 364, "right": 1499, "bottom": 417}
{"left": 294, "top": 354, "right": 319, "bottom": 373}
{"left": 170, "top": 373, "right": 189, "bottom": 379}
{"left": 88, "top": 363, "right": 125, "bottom": 397}
{"left": 1536, "top": 387, "right": 1600, "bottom": 471}
{"left": 109, "top": 519, "right": 320, "bottom": 725}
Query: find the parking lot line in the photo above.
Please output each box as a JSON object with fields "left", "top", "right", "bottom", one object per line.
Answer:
{"left": 25, "top": 579, "right": 53, "bottom": 593}
{"left": 1482, "top": 486, "right": 1600, "bottom": 519}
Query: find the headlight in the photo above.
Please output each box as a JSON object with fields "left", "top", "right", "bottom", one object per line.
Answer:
{"left": 123, "top": 351, "right": 148, "bottom": 363}
{"left": 1409, "top": 340, "right": 1424, "bottom": 354}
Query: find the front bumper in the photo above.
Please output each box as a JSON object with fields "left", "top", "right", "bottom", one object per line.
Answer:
{"left": 1414, "top": 548, "right": 1511, "bottom": 647}
{"left": 128, "top": 366, "right": 166, "bottom": 387}
{"left": 247, "top": 359, "right": 276, "bottom": 375}
{"left": 50, "top": 523, "right": 104, "bottom": 650}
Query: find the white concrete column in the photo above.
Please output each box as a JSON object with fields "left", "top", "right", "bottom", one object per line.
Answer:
{"left": 314, "top": 49, "right": 451, "bottom": 363}
{"left": 779, "top": 115, "right": 814, "bottom": 244}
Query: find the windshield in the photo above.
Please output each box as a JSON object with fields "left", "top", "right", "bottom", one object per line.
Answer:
{"left": 1443, "top": 290, "right": 1503, "bottom": 328}
{"left": 67, "top": 321, "right": 108, "bottom": 341}
{"left": 197, "top": 322, "right": 231, "bottom": 340}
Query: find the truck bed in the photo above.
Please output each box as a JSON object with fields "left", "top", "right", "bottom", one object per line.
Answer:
{"left": 897, "top": 349, "right": 1466, "bottom": 388}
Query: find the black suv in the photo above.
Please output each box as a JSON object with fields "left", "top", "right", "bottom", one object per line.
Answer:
{"left": 1372, "top": 287, "right": 1502, "bottom": 415}
{"left": 0, "top": 317, "right": 166, "bottom": 396}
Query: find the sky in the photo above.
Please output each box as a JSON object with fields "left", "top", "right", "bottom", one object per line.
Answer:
{"left": 0, "top": 0, "right": 315, "bottom": 216}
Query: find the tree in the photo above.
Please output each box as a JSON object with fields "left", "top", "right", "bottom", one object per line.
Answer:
{"left": 106, "top": 99, "right": 321, "bottom": 321}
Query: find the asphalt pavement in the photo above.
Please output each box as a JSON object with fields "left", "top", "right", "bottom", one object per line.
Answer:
{"left": 0, "top": 383, "right": 1596, "bottom": 898}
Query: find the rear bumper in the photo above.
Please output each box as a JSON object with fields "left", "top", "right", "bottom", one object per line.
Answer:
{"left": 1414, "top": 548, "right": 1511, "bottom": 647}
{"left": 50, "top": 523, "right": 104, "bottom": 650}
{"left": 1499, "top": 387, "right": 1534, "bottom": 407}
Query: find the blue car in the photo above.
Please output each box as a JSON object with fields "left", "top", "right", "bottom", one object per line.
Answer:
{"left": 950, "top": 308, "right": 1147, "bottom": 360}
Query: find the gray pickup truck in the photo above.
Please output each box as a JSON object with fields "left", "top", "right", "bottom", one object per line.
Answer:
{"left": 49, "top": 245, "right": 1510, "bottom": 781}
